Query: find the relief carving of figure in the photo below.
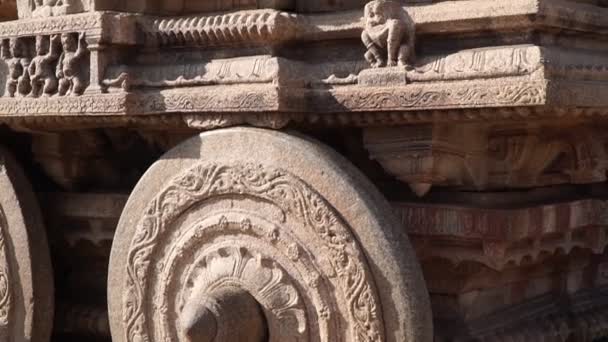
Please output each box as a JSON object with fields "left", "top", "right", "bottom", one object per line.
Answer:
{"left": 361, "top": 0, "right": 415, "bottom": 68}
{"left": 29, "top": 35, "right": 60, "bottom": 97}
{"left": 57, "top": 32, "right": 88, "bottom": 96}
{"left": 31, "top": 0, "right": 80, "bottom": 17}
{"left": 2, "top": 38, "right": 32, "bottom": 97}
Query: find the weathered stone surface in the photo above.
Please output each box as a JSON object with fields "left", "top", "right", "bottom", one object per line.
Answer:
{"left": 0, "top": 0, "right": 606, "bottom": 123}
{"left": 0, "top": 147, "right": 53, "bottom": 342}
{"left": 394, "top": 197, "right": 608, "bottom": 340}
{"left": 1, "top": 0, "right": 608, "bottom": 341}
{"left": 362, "top": 0, "right": 415, "bottom": 69}
{"left": 108, "top": 127, "right": 432, "bottom": 342}
{"left": 364, "top": 122, "right": 608, "bottom": 195}
{"left": 16, "top": 0, "right": 369, "bottom": 17}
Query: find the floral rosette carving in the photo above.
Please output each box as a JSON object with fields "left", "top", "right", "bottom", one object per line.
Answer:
{"left": 122, "top": 163, "right": 385, "bottom": 342}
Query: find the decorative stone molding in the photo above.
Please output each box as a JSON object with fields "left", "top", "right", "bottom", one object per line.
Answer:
{"left": 364, "top": 123, "right": 608, "bottom": 195}
{"left": 0, "top": 0, "right": 605, "bottom": 125}
{"left": 395, "top": 199, "right": 608, "bottom": 270}
{"left": 140, "top": 10, "right": 299, "bottom": 48}
{"left": 103, "top": 56, "right": 281, "bottom": 91}
{"left": 12, "top": 0, "right": 608, "bottom": 36}
{"left": 101, "top": 45, "right": 542, "bottom": 94}
{"left": 0, "top": 12, "right": 136, "bottom": 45}
{"left": 410, "top": 46, "right": 541, "bottom": 83}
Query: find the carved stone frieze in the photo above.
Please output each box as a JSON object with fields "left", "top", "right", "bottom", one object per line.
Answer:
{"left": 0, "top": 0, "right": 605, "bottom": 147}
{"left": 0, "top": 12, "right": 136, "bottom": 45}
{"left": 12, "top": 0, "right": 608, "bottom": 37}
{"left": 318, "top": 79, "right": 547, "bottom": 113}
{"left": 435, "top": 286, "right": 608, "bottom": 341}
{"left": 140, "top": 10, "right": 299, "bottom": 48}
{"left": 103, "top": 56, "right": 281, "bottom": 91}
{"left": 101, "top": 45, "right": 542, "bottom": 96}
{"left": 364, "top": 123, "right": 608, "bottom": 195}
{"left": 29, "top": 0, "right": 85, "bottom": 18}
{"left": 17, "top": 0, "right": 370, "bottom": 17}
{"left": 410, "top": 46, "right": 542, "bottom": 83}
{"left": 395, "top": 199, "right": 608, "bottom": 270}
{"left": 0, "top": 1, "right": 605, "bottom": 124}
{"left": 1, "top": 32, "right": 89, "bottom": 98}
{"left": 394, "top": 196, "right": 608, "bottom": 340}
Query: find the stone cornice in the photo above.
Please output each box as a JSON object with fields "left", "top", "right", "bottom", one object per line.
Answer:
{"left": 0, "top": 77, "right": 547, "bottom": 117}
{"left": 0, "top": 0, "right": 606, "bottom": 46}
{"left": 0, "top": 11, "right": 136, "bottom": 44}
{"left": 138, "top": 0, "right": 608, "bottom": 47}
{"left": 395, "top": 199, "right": 608, "bottom": 270}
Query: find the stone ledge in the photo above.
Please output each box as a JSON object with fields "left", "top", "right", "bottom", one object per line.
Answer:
{"left": 2, "top": 0, "right": 607, "bottom": 46}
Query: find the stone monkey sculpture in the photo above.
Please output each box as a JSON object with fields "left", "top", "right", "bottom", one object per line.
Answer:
{"left": 362, "top": 0, "right": 415, "bottom": 68}
{"left": 29, "top": 35, "right": 60, "bottom": 97}
{"left": 57, "top": 32, "right": 88, "bottom": 96}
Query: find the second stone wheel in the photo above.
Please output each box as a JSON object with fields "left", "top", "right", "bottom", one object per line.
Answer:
{"left": 108, "top": 127, "right": 432, "bottom": 342}
{"left": 0, "top": 148, "right": 53, "bottom": 342}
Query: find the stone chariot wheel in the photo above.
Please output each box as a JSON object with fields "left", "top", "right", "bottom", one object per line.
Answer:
{"left": 0, "top": 148, "right": 53, "bottom": 342}
{"left": 108, "top": 127, "right": 432, "bottom": 342}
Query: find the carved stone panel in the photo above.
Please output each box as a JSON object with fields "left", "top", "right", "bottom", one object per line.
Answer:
{"left": 0, "top": 32, "right": 89, "bottom": 98}
{"left": 17, "top": 0, "right": 88, "bottom": 18}
{"left": 16, "top": 0, "right": 369, "bottom": 17}
{"left": 364, "top": 123, "right": 608, "bottom": 195}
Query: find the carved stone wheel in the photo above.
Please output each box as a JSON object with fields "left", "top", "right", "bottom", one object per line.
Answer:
{"left": 108, "top": 127, "right": 433, "bottom": 342}
{"left": 0, "top": 148, "right": 53, "bottom": 342}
